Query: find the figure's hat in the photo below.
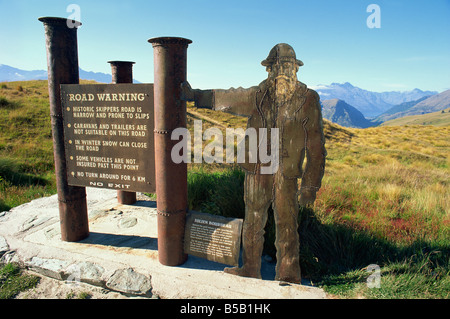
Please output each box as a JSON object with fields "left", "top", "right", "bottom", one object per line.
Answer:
{"left": 261, "top": 43, "right": 303, "bottom": 67}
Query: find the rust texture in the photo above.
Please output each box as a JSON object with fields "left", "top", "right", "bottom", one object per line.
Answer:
{"left": 183, "top": 43, "right": 327, "bottom": 283}
{"left": 148, "top": 37, "right": 192, "bottom": 266}
{"left": 39, "top": 17, "right": 89, "bottom": 242}
{"left": 108, "top": 60, "right": 137, "bottom": 205}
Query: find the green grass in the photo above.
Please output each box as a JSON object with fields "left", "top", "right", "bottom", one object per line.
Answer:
{"left": 0, "top": 81, "right": 57, "bottom": 211}
{"left": 65, "top": 290, "right": 92, "bottom": 299}
{"left": 0, "top": 80, "right": 95, "bottom": 211}
{"left": 188, "top": 165, "right": 245, "bottom": 218}
{"left": 0, "top": 263, "right": 40, "bottom": 299}
{"left": 319, "top": 249, "right": 449, "bottom": 299}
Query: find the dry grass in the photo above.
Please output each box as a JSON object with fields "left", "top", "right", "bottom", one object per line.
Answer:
{"left": 315, "top": 122, "right": 449, "bottom": 246}
{"left": 1, "top": 81, "right": 449, "bottom": 298}
{"left": 186, "top": 102, "right": 449, "bottom": 248}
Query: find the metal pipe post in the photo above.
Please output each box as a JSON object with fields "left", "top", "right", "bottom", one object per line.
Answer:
{"left": 108, "top": 60, "right": 137, "bottom": 205}
{"left": 148, "top": 37, "right": 192, "bottom": 266}
{"left": 39, "top": 17, "right": 89, "bottom": 242}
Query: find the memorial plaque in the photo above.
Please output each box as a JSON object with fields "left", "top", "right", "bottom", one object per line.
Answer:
{"left": 184, "top": 211, "right": 243, "bottom": 266}
{"left": 61, "top": 83, "right": 155, "bottom": 193}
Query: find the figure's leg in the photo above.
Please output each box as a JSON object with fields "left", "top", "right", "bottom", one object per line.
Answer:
{"left": 224, "top": 173, "right": 272, "bottom": 279}
{"left": 272, "top": 174, "right": 301, "bottom": 284}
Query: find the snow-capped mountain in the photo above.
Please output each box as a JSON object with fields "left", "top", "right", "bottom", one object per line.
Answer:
{"left": 0, "top": 64, "right": 140, "bottom": 84}
{"left": 311, "top": 82, "right": 437, "bottom": 118}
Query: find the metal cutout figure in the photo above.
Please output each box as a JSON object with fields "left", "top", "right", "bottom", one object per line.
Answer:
{"left": 182, "top": 43, "right": 326, "bottom": 283}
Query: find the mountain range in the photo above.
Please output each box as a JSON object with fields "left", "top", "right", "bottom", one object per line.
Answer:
{"left": 321, "top": 89, "right": 450, "bottom": 128}
{"left": 312, "top": 82, "right": 438, "bottom": 118}
{"left": 0, "top": 64, "right": 140, "bottom": 84}
{"left": 2, "top": 64, "right": 448, "bottom": 128}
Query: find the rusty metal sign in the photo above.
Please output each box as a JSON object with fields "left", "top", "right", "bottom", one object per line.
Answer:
{"left": 61, "top": 83, "right": 155, "bottom": 193}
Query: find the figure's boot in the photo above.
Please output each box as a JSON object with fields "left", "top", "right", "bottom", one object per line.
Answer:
{"left": 274, "top": 243, "right": 301, "bottom": 284}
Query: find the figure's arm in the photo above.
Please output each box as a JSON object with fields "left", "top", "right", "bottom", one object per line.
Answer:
{"left": 181, "top": 82, "right": 256, "bottom": 117}
{"left": 212, "top": 87, "right": 257, "bottom": 117}
{"left": 299, "top": 90, "right": 327, "bottom": 207}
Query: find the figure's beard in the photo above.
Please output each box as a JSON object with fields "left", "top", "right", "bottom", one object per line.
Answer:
{"left": 268, "top": 75, "right": 296, "bottom": 105}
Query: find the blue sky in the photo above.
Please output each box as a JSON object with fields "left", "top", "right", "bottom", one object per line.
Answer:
{"left": 0, "top": 0, "right": 449, "bottom": 92}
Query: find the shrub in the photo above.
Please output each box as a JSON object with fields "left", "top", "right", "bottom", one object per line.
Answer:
{"left": 0, "top": 96, "right": 20, "bottom": 110}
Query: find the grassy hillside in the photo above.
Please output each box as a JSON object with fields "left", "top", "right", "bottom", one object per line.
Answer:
{"left": 187, "top": 103, "right": 449, "bottom": 299}
{"left": 1, "top": 80, "right": 449, "bottom": 298}
{"left": 188, "top": 103, "right": 449, "bottom": 246}
{"left": 0, "top": 80, "right": 95, "bottom": 211}
{"left": 381, "top": 107, "right": 450, "bottom": 127}
{"left": 0, "top": 80, "right": 55, "bottom": 211}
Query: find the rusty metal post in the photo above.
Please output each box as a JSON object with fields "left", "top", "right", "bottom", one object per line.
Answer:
{"left": 148, "top": 37, "right": 192, "bottom": 266}
{"left": 108, "top": 61, "right": 137, "bottom": 205}
{"left": 39, "top": 17, "right": 89, "bottom": 242}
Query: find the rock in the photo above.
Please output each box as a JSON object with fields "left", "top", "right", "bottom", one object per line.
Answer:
{"left": 118, "top": 217, "right": 138, "bottom": 229}
{"left": 0, "top": 236, "right": 9, "bottom": 257}
{"left": 44, "top": 227, "right": 60, "bottom": 240}
{"left": 65, "top": 261, "right": 105, "bottom": 287}
{"left": 26, "top": 257, "right": 71, "bottom": 280}
{"left": 109, "top": 209, "right": 123, "bottom": 216}
{"left": 20, "top": 215, "right": 51, "bottom": 232}
{"left": 106, "top": 268, "right": 152, "bottom": 297}
{"left": 0, "top": 250, "right": 19, "bottom": 264}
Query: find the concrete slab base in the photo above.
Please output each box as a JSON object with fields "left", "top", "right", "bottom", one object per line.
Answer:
{"left": 0, "top": 187, "right": 327, "bottom": 299}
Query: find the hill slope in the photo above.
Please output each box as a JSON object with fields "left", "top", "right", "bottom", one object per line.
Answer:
{"left": 374, "top": 96, "right": 431, "bottom": 122}
{"left": 407, "top": 89, "right": 450, "bottom": 114}
{"left": 321, "top": 98, "right": 375, "bottom": 128}
{"left": 381, "top": 107, "right": 450, "bottom": 126}
{"left": 376, "top": 89, "right": 450, "bottom": 123}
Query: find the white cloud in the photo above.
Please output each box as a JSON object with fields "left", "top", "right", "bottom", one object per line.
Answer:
{"left": 309, "top": 85, "right": 329, "bottom": 90}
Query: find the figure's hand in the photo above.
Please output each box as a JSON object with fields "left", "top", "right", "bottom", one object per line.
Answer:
{"left": 180, "top": 81, "right": 194, "bottom": 101}
{"left": 299, "top": 189, "right": 316, "bottom": 207}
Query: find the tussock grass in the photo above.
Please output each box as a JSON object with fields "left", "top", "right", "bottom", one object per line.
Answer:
{"left": 1, "top": 81, "right": 449, "bottom": 298}
{"left": 382, "top": 108, "right": 450, "bottom": 127}
{"left": 185, "top": 106, "right": 449, "bottom": 298}
{"left": 0, "top": 81, "right": 57, "bottom": 211}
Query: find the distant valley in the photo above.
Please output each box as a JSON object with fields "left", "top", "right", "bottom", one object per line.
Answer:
{"left": 312, "top": 82, "right": 438, "bottom": 118}
{"left": 321, "top": 89, "right": 450, "bottom": 128}
{"left": 315, "top": 83, "right": 449, "bottom": 128}
{"left": 1, "top": 64, "right": 449, "bottom": 128}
